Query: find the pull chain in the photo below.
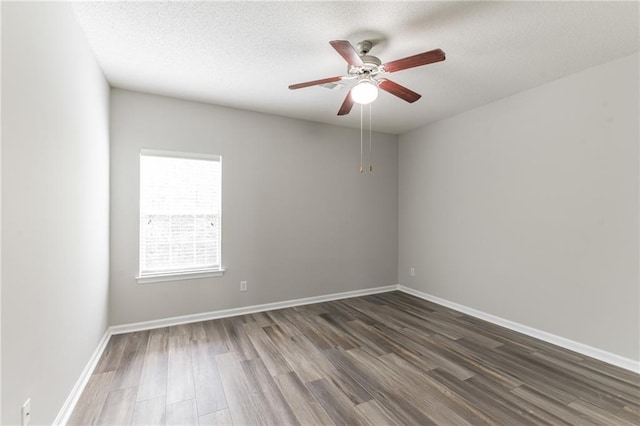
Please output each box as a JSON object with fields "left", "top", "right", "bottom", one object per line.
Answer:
{"left": 360, "top": 103, "right": 364, "bottom": 173}
{"left": 369, "top": 103, "right": 373, "bottom": 172}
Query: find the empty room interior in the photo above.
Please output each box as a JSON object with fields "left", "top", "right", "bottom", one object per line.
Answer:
{"left": 1, "top": 1, "right": 639, "bottom": 425}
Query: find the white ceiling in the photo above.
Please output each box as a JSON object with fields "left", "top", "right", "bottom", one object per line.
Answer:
{"left": 72, "top": 1, "right": 639, "bottom": 135}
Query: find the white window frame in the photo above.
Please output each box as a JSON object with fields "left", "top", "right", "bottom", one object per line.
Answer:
{"left": 136, "top": 149, "right": 224, "bottom": 284}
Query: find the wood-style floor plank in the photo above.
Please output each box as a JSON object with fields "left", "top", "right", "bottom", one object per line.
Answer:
{"left": 191, "top": 339, "right": 227, "bottom": 416}
{"left": 220, "top": 317, "right": 258, "bottom": 361}
{"left": 356, "top": 399, "right": 399, "bottom": 426}
{"left": 241, "top": 357, "right": 299, "bottom": 425}
{"left": 166, "top": 334, "right": 195, "bottom": 404}
{"left": 201, "top": 319, "right": 231, "bottom": 355}
{"left": 70, "top": 291, "right": 640, "bottom": 425}
{"left": 199, "top": 409, "right": 233, "bottom": 425}
{"left": 331, "top": 347, "right": 439, "bottom": 425}
{"left": 215, "top": 351, "right": 262, "bottom": 425}
{"left": 166, "top": 399, "right": 198, "bottom": 425}
{"left": 131, "top": 396, "right": 166, "bottom": 425}
{"left": 136, "top": 330, "right": 169, "bottom": 402}
{"left": 67, "top": 372, "right": 114, "bottom": 425}
{"left": 262, "top": 324, "right": 325, "bottom": 383}
{"left": 306, "top": 378, "right": 369, "bottom": 426}
{"left": 95, "top": 387, "right": 137, "bottom": 425}
{"left": 93, "top": 334, "right": 128, "bottom": 374}
{"left": 243, "top": 322, "right": 293, "bottom": 376}
{"left": 511, "top": 385, "right": 601, "bottom": 425}
{"left": 274, "top": 371, "right": 335, "bottom": 426}
{"left": 110, "top": 330, "right": 149, "bottom": 391}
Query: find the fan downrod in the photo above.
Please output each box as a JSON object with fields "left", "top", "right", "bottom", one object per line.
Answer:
{"left": 352, "top": 40, "right": 381, "bottom": 74}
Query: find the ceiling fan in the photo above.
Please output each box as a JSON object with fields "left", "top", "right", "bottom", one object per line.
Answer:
{"left": 288, "top": 40, "right": 445, "bottom": 116}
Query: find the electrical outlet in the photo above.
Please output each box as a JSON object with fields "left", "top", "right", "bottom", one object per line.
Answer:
{"left": 240, "top": 281, "right": 248, "bottom": 292}
{"left": 410, "top": 267, "right": 415, "bottom": 277}
{"left": 22, "top": 398, "right": 31, "bottom": 426}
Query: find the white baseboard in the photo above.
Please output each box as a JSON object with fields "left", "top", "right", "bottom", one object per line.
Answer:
{"left": 54, "top": 284, "right": 397, "bottom": 424}
{"left": 109, "top": 284, "right": 399, "bottom": 335}
{"left": 52, "top": 329, "right": 112, "bottom": 425}
{"left": 55, "top": 282, "right": 638, "bottom": 424}
{"left": 398, "top": 285, "right": 640, "bottom": 373}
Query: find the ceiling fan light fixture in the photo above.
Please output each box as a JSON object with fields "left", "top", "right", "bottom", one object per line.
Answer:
{"left": 289, "top": 40, "right": 445, "bottom": 115}
{"left": 351, "top": 79, "right": 378, "bottom": 105}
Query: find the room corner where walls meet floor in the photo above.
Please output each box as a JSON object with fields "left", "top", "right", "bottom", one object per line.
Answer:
{"left": 53, "top": 283, "right": 640, "bottom": 424}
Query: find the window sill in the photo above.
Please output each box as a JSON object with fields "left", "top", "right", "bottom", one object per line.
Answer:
{"left": 136, "top": 268, "right": 225, "bottom": 284}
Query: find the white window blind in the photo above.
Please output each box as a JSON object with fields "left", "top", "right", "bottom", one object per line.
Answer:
{"left": 139, "top": 150, "right": 222, "bottom": 278}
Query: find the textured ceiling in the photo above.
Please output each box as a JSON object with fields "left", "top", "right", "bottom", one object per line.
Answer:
{"left": 72, "top": 1, "right": 639, "bottom": 135}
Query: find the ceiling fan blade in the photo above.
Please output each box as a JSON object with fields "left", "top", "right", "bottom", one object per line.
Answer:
{"left": 383, "top": 48, "right": 445, "bottom": 73}
{"left": 330, "top": 40, "right": 364, "bottom": 67}
{"left": 378, "top": 79, "right": 422, "bottom": 103}
{"left": 289, "top": 76, "right": 342, "bottom": 90}
{"left": 337, "top": 90, "right": 354, "bottom": 116}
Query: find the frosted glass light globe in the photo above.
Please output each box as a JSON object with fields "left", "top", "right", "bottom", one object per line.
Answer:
{"left": 351, "top": 80, "right": 379, "bottom": 105}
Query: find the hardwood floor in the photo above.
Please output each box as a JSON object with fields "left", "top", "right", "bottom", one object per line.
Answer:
{"left": 68, "top": 291, "right": 640, "bottom": 425}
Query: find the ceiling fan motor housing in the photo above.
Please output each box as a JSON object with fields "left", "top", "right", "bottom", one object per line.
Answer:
{"left": 289, "top": 38, "right": 445, "bottom": 116}
{"left": 349, "top": 54, "right": 383, "bottom": 77}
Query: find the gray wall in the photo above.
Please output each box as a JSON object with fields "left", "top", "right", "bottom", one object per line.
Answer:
{"left": 399, "top": 53, "right": 639, "bottom": 361}
{"left": 1, "top": 3, "right": 110, "bottom": 424}
{"left": 110, "top": 89, "right": 398, "bottom": 325}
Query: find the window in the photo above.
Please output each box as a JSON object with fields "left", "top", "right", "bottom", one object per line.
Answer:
{"left": 138, "top": 149, "right": 222, "bottom": 282}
